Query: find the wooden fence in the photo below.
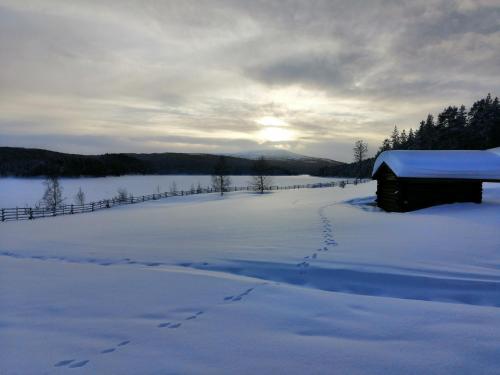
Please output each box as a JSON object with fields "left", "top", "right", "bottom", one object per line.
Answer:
{"left": 0, "top": 179, "right": 370, "bottom": 222}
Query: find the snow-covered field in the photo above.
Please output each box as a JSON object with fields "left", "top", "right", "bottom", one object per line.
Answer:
{"left": 0, "top": 175, "right": 344, "bottom": 208}
{"left": 1, "top": 182, "right": 500, "bottom": 374}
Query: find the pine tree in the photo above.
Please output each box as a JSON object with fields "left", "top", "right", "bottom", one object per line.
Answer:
{"left": 378, "top": 138, "right": 392, "bottom": 154}
{"left": 390, "top": 126, "right": 400, "bottom": 149}
{"left": 399, "top": 129, "right": 408, "bottom": 148}
{"left": 407, "top": 129, "right": 415, "bottom": 149}
{"left": 376, "top": 94, "right": 500, "bottom": 153}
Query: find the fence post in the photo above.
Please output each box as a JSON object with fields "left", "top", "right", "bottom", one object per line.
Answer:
{"left": 70, "top": 204, "right": 74, "bottom": 214}
{"left": 29, "top": 208, "right": 33, "bottom": 220}
{"left": 1, "top": 208, "right": 4, "bottom": 222}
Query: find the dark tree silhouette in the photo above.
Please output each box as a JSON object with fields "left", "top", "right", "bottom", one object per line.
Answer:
{"left": 318, "top": 94, "right": 499, "bottom": 179}
{"left": 212, "top": 156, "right": 232, "bottom": 196}
{"left": 353, "top": 140, "right": 368, "bottom": 179}
{"left": 251, "top": 157, "right": 273, "bottom": 194}
{"left": 41, "top": 176, "right": 64, "bottom": 210}
{"left": 74, "top": 187, "right": 85, "bottom": 205}
{"left": 379, "top": 94, "right": 499, "bottom": 153}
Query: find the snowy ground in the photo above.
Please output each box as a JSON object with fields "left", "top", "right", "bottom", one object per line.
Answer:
{"left": 0, "top": 175, "right": 344, "bottom": 208}
{"left": 1, "top": 182, "right": 500, "bottom": 374}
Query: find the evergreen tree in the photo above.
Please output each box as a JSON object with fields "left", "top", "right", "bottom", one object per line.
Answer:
{"left": 376, "top": 94, "right": 500, "bottom": 153}
{"left": 390, "top": 126, "right": 400, "bottom": 149}
{"left": 378, "top": 138, "right": 392, "bottom": 155}
{"left": 399, "top": 129, "right": 408, "bottom": 149}
{"left": 407, "top": 129, "right": 415, "bottom": 149}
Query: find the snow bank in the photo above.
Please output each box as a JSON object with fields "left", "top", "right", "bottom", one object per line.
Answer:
{"left": 372, "top": 150, "right": 500, "bottom": 180}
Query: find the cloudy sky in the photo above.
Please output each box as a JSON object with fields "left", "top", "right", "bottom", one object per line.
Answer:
{"left": 0, "top": 0, "right": 499, "bottom": 161}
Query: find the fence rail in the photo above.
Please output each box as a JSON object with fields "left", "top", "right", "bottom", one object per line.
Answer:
{"left": 0, "top": 179, "right": 370, "bottom": 222}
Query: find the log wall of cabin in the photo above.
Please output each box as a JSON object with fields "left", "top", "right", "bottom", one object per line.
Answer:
{"left": 375, "top": 166, "right": 404, "bottom": 212}
{"left": 375, "top": 164, "right": 483, "bottom": 212}
{"left": 400, "top": 179, "right": 482, "bottom": 211}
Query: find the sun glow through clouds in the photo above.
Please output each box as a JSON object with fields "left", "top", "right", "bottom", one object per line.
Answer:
{"left": 256, "top": 116, "right": 287, "bottom": 127}
{"left": 256, "top": 116, "right": 296, "bottom": 143}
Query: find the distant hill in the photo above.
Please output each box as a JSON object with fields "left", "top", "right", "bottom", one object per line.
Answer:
{"left": 230, "top": 149, "right": 329, "bottom": 161}
{"left": 0, "top": 147, "right": 344, "bottom": 177}
{"left": 315, "top": 158, "right": 375, "bottom": 179}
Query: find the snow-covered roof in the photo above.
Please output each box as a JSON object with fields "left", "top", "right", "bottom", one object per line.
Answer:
{"left": 372, "top": 150, "right": 500, "bottom": 180}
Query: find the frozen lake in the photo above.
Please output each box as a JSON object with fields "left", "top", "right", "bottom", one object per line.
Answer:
{"left": 0, "top": 175, "right": 346, "bottom": 208}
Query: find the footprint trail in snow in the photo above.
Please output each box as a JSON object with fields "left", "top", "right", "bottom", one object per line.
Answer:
{"left": 296, "top": 203, "right": 338, "bottom": 274}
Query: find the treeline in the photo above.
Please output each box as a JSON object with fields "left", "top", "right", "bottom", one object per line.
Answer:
{"left": 317, "top": 158, "right": 375, "bottom": 179}
{"left": 0, "top": 147, "right": 343, "bottom": 177}
{"left": 318, "top": 93, "right": 500, "bottom": 178}
{"left": 378, "top": 93, "right": 500, "bottom": 153}
{"left": 0, "top": 148, "right": 148, "bottom": 177}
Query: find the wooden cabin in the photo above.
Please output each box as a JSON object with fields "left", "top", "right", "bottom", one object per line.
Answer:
{"left": 372, "top": 149, "right": 500, "bottom": 212}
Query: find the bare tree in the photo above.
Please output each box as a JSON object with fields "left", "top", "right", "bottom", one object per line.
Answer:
{"left": 74, "top": 187, "right": 85, "bottom": 205}
{"left": 251, "top": 157, "right": 273, "bottom": 194}
{"left": 212, "top": 156, "right": 231, "bottom": 196}
{"left": 169, "top": 181, "right": 178, "bottom": 195}
{"left": 41, "top": 176, "right": 65, "bottom": 210}
{"left": 116, "top": 188, "right": 128, "bottom": 202}
{"left": 353, "top": 140, "right": 368, "bottom": 180}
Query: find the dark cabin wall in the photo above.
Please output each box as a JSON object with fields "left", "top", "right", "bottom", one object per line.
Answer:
{"left": 375, "top": 163, "right": 483, "bottom": 212}
{"left": 399, "top": 179, "right": 482, "bottom": 212}
{"left": 375, "top": 165, "right": 404, "bottom": 212}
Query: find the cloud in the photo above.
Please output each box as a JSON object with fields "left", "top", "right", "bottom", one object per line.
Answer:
{"left": 0, "top": 0, "right": 498, "bottom": 162}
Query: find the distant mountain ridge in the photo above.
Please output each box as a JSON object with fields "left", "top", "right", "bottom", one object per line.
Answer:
{"left": 0, "top": 147, "right": 344, "bottom": 177}
{"left": 229, "top": 149, "right": 328, "bottom": 161}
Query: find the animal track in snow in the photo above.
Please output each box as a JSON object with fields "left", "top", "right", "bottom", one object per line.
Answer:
{"left": 297, "top": 203, "right": 339, "bottom": 276}
{"left": 51, "top": 282, "right": 260, "bottom": 372}
{"left": 223, "top": 287, "right": 255, "bottom": 302}
{"left": 68, "top": 360, "right": 89, "bottom": 368}
{"left": 54, "top": 359, "right": 75, "bottom": 367}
